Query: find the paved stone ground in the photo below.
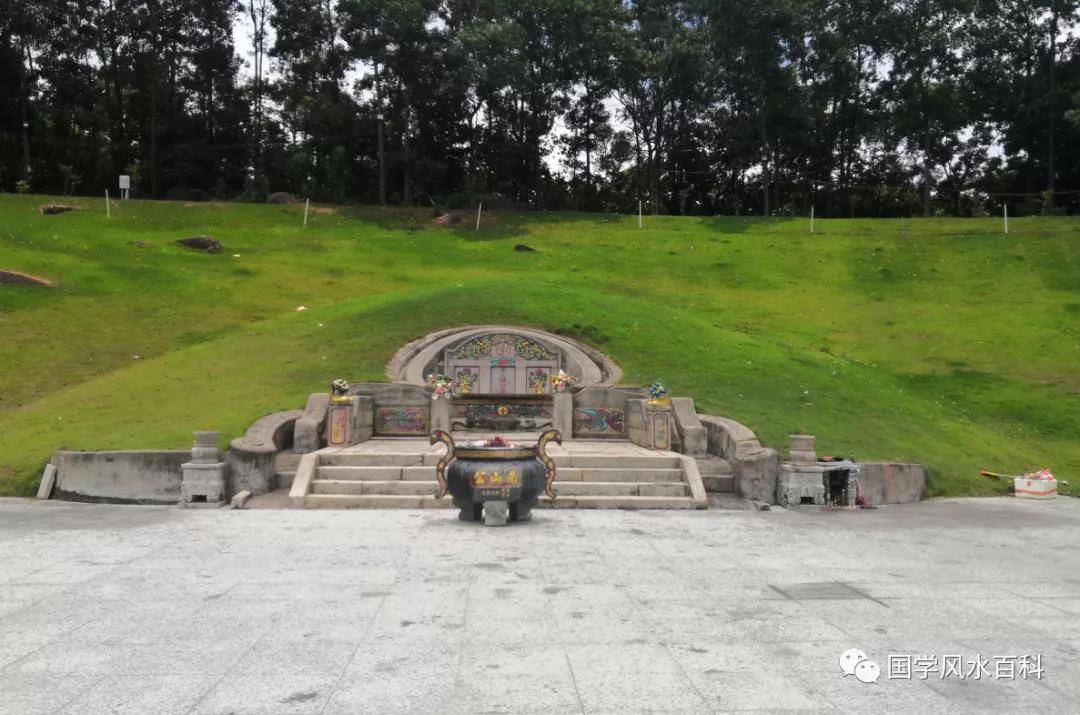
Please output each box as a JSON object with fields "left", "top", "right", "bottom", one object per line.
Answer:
{"left": 1, "top": 497, "right": 1079, "bottom": 714}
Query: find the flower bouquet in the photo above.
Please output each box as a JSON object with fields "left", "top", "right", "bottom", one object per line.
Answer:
{"left": 550, "top": 369, "right": 577, "bottom": 393}
{"left": 426, "top": 373, "right": 454, "bottom": 400}
{"left": 648, "top": 381, "right": 670, "bottom": 407}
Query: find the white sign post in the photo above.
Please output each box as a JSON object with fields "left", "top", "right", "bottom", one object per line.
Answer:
{"left": 1003, "top": 204, "right": 1009, "bottom": 235}
{"left": 105, "top": 190, "right": 110, "bottom": 218}
{"left": 810, "top": 205, "right": 815, "bottom": 233}
{"left": 303, "top": 198, "right": 310, "bottom": 228}
{"left": 638, "top": 200, "right": 643, "bottom": 229}
{"left": 475, "top": 203, "right": 483, "bottom": 232}
{"left": 118, "top": 175, "right": 130, "bottom": 200}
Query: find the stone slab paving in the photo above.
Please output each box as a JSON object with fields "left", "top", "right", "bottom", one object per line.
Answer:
{"left": 1, "top": 496, "right": 1079, "bottom": 713}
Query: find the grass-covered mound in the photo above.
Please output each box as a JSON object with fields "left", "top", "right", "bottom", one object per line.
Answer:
{"left": 1, "top": 194, "right": 1077, "bottom": 498}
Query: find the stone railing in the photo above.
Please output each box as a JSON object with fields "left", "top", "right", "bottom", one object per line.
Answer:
{"left": 698, "top": 414, "right": 780, "bottom": 503}
{"left": 226, "top": 409, "right": 302, "bottom": 496}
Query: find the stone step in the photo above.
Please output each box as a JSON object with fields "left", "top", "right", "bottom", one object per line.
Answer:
{"left": 303, "top": 492, "right": 696, "bottom": 510}
{"left": 562, "top": 454, "right": 683, "bottom": 469}
{"left": 558, "top": 467, "right": 685, "bottom": 483}
{"left": 275, "top": 452, "right": 302, "bottom": 472}
{"left": 554, "top": 481, "right": 690, "bottom": 497}
{"left": 274, "top": 471, "right": 295, "bottom": 490}
{"left": 702, "top": 474, "right": 735, "bottom": 493}
{"left": 316, "top": 465, "right": 404, "bottom": 481}
{"left": 695, "top": 457, "right": 734, "bottom": 493}
{"left": 311, "top": 479, "right": 438, "bottom": 496}
{"left": 538, "top": 495, "right": 698, "bottom": 510}
{"left": 319, "top": 452, "right": 428, "bottom": 467}
{"left": 305, "top": 494, "right": 453, "bottom": 509}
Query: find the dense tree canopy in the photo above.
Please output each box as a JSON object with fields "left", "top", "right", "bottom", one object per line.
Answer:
{"left": 2, "top": 0, "right": 1078, "bottom": 215}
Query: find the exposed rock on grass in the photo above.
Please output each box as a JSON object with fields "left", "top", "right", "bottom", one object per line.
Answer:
{"left": 38, "top": 204, "right": 75, "bottom": 216}
{"left": 267, "top": 192, "right": 297, "bottom": 204}
{"left": 434, "top": 212, "right": 463, "bottom": 227}
{"left": 0, "top": 270, "right": 54, "bottom": 287}
{"left": 175, "top": 236, "right": 222, "bottom": 253}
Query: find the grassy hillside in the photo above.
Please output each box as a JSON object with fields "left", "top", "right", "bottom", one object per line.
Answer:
{"left": 1, "top": 194, "right": 1078, "bottom": 498}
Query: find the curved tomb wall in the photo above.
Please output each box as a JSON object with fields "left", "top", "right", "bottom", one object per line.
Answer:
{"left": 387, "top": 325, "right": 621, "bottom": 392}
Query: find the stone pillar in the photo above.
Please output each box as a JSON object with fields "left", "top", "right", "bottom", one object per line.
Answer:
{"left": 552, "top": 392, "right": 573, "bottom": 437}
{"left": 180, "top": 431, "right": 227, "bottom": 507}
{"left": 431, "top": 396, "right": 452, "bottom": 432}
{"left": 627, "top": 399, "right": 649, "bottom": 448}
{"left": 327, "top": 396, "right": 374, "bottom": 447}
{"left": 629, "top": 399, "right": 673, "bottom": 450}
{"left": 788, "top": 434, "right": 817, "bottom": 463}
{"left": 646, "top": 403, "right": 673, "bottom": 450}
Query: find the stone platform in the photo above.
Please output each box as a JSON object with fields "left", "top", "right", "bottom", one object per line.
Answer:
{"left": 2, "top": 497, "right": 1077, "bottom": 713}
{"left": 285, "top": 435, "right": 708, "bottom": 510}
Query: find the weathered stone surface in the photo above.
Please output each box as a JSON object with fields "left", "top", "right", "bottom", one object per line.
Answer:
{"left": 857, "top": 462, "right": 925, "bottom": 504}
{"left": 231, "top": 490, "right": 252, "bottom": 509}
{"left": 294, "top": 393, "right": 329, "bottom": 453}
{"left": 777, "top": 463, "right": 827, "bottom": 508}
{"left": 788, "top": 434, "right": 817, "bottom": 463}
{"left": 552, "top": 391, "right": 573, "bottom": 437}
{"left": 227, "top": 409, "right": 302, "bottom": 496}
{"left": 699, "top": 414, "right": 780, "bottom": 504}
{"left": 180, "top": 455, "right": 227, "bottom": 507}
{"left": 734, "top": 447, "right": 780, "bottom": 503}
{"left": 36, "top": 463, "right": 57, "bottom": 499}
{"left": 50, "top": 450, "right": 188, "bottom": 504}
{"left": 430, "top": 396, "right": 451, "bottom": 432}
{"left": 671, "top": 397, "right": 707, "bottom": 456}
{"left": 484, "top": 500, "right": 509, "bottom": 526}
{"left": 3, "top": 498, "right": 1078, "bottom": 713}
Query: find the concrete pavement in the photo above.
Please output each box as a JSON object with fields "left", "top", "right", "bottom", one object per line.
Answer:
{"left": 1, "top": 497, "right": 1078, "bottom": 713}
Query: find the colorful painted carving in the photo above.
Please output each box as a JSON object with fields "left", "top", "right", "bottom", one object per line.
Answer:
{"left": 573, "top": 407, "right": 626, "bottom": 435}
{"left": 375, "top": 406, "right": 429, "bottom": 435}
{"left": 328, "top": 405, "right": 350, "bottom": 445}
{"left": 470, "top": 469, "right": 521, "bottom": 487}
{"left": 454, "top": 368, "right": 477, "bottom": 395}
{"left": 449, "top": 333, "right": 559, "bottom": 361}
{"left": 529, "top": 367, "right": 550, "bottom": 395}
{"left": 459, "top": 402, "right": 546, "bottom": 422}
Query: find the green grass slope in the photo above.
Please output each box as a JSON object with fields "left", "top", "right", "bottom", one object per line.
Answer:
{"left": 1, "top": 194, "right": 1077, "bottom": 498}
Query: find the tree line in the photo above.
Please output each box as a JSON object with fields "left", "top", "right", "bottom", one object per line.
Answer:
{"left": 2, "top": 0, "right": 1079, "bottom": 216}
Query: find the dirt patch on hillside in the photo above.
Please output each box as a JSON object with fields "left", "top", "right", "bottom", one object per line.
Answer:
{"left": 38, "top": 204, "right": 76, "bottom": 216}
{"left": 434, "top": 212, "right": 464, "bottom": 227}
{"left": 175, "top": 236, "right": 223, "bottom": 252}
{"left": 0, "top": 269, "right": 54, "bottom": 287}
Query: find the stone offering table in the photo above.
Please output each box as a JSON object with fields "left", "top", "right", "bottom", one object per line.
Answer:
{"left": 430, "top": 429, "right": 561, "bottom": 525}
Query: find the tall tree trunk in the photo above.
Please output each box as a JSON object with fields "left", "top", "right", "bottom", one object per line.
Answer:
{"left": 1046, "top": 2, "right": 1058, "bottom": 210}
{"left": 19, "top": 41, "right": 31, "bottom": 181}
{"left": 375, "top": 62, "right": 386, "bottom": 205}
{"left": 402, "top": 119, "right": 412, "bottom": 205}
{"left": 760, "top": 115, "right": 770, "bottom": 216}
{"left": 922, "top": 131, "right": 932, "bottom": 217}
{"left": 150, "top": 75, "right": 158, "bottom": 198}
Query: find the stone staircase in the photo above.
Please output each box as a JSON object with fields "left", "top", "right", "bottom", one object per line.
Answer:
{"left": 293, "top": 442, "right": 706, "bottom": 510}
{"left": 696, "top": 456, "right": 734, "bottom": 493}
{"left": 274, "top": 451, "right": 301, "bottom": 490}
